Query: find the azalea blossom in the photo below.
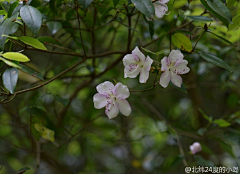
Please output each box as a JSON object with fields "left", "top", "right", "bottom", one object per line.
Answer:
{"left": 154, "top": 0, "right": 169, "bottom": 18}
{"left": 123, "top": 46, "right": 153, "bottom": 83}
{"left": 160, "top": 49, "right": 190, "bottom": 88}
{"left": 189, "top": 142, "right": 202, "bottom": 154}
{"left": 93, "top": 81, "right": 132, "bottom": 119}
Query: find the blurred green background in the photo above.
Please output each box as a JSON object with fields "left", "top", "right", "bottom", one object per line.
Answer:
{"left": 0, "top": 0, "right": 240, "bottom": 173}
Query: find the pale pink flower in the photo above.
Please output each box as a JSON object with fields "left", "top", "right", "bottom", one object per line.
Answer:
{"left": 93, "top": 81, "right": 131, "bottom": 119}
{"left": 160, "top": 50, "right": 190, "bottom": 88}
{"left": 154, "top": 0, "right": 169, "bottom": 18}
{"left": 123, "top": 46, "right": 153, "bottom": 83}
{"left": 189, "top": 142, "right": 202, "bottom": 154}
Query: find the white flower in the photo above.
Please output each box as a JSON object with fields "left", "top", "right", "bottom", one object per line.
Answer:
{"left": 93, "top": 81, "right": 132, "bottom": 119}
{"left": 123, "top": 46, "right": 153, "bottom": 83}
{"left": 154, "top": 1, "right": 169, "bottom": 18}
{"left": 160, "top": 50, "right": 190, "bottom": 88}
{"left": 189, "top": 142, "right": 202, "bottom": 154}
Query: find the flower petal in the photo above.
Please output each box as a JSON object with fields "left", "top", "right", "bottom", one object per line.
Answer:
{"left": 169, "top": 49, "right": 183, "bottom": 65}
{"left": 105, "top": 100, "right": 119, "bottom": 119}
{"left": 132, "top": 46, "right": 145, "bottom": 62}
{"left": 115, "top": 82, "right": 130, "bottom": 99}
{"left": 124, "top": 66, "right": 141, "bottom": 78}
{"left": 170, "top": 71, "right": 182, "bottom": 87}
{"left": 93, "top": 93, "right": 109, "bottom": 109}
{"left": 143, "top": 56, "right": 153, "bottom": 71}
{"left": 139, "top": 69, "right": 150, "bottom": 83}
{"left": 123, "top": 54, "right": 135, "bottom": 67}
{"left": 160, "top": 70, "right": 171, "bottom": 88}
{"left": 154, "top": 3, "right": 168, "bottom": 18}
{"left": 161, "top": 56, "right": 169, "bottom": 71}
{"left": 189, "top": 145, "right": 196, "bottom": 154}
{"left": 96, "top": 81, "right": 115, "bottom": 94}
{"left": 176, "top": 60, "right": 190, "bottom": 74}
{"left": 123, "top": 53, "right": 141, "bottom": 78}
{"left": 116, "top": 99, "right": 131, "bottom": 116}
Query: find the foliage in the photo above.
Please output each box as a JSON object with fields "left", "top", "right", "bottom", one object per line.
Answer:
{"left": 0, "top": 0, "right": 240, "bottom": 173}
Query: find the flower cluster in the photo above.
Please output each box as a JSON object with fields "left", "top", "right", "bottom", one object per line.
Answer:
{"left": 93, "top": 47, "right": 190, "bottom": 119}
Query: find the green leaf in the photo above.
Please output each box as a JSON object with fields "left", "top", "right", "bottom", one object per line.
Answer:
{"left": 186, "top": 16, "right": 213, "bottom": 22}
{"left": 55, "top": 95, "right": 69, "bottom": 107}
{"left": 116, "top": 21, "right": 141, "bottom": 33}
{"left": 198, "top": 109, "right": 213, "bottom": 122}
{"left": 2, "top": 52, "right": 30, "bottom": 62}
{"left": 49, "top": 0, "right": 58, "bottom": 16}
{"left": 101, "top": 7, "right": 115, "bottom": 21}
{"left": 199, "top": 52, "right": 232, "bottom": 72}
{"left": 1, "top": 1, "right": 10, "bottom": 12}
{"left": 173, "top": 29, "right": 193, "bottom": 35}
{"left": 19, "top": 36, "right": 47, "bottom": 50}
{"left": 20, "top": 5, "right": 42, "bottom": 36}
{"left": 2, "top": 34, "right": 19, "bottom": 40}
{"left": 141, "top": 47, "right": 156, "bottom": 55}
{"left": 0, "top": 57, "right": 21, "bottom": 68}
{"left": 171, "top": 33, "right": 192, "bottom": 52}
{"left": 7, "top": 0, "right": 19, "bottom": 17}
{"left": 65, "top": 10, "right": 75, "bottom": 21}
{"left": 131, "top": 0, "right": 155, "bottom": 18}
{"left": 34, "top": 123, "right": 55, "bottom": 142}
{"left": 200, "top": 0, "right": 232, "bottom": 26}
{"left": 18, "top": 64, "right": 44, "bottom": 81}
{"left": 148, "top": 20, "right": 154, "bottom": 38}
{"left": 219, "top": 140, "right": 235, "bottom": 158}
{"left": 0, "top": 12, "right": 18, "bottom": 50}
{"left": 112, "top": 0, "right": 119, "bottom": 7}
{"left": 170, "top": 155, "right": 184, "bottom": 167}
{"left": 224, "top": 131, "right": 239, "bottom": 143}
{"left": 0, "top": 10, "right": 7, "bottom": 16}
{"left": 169, "top": 81, "right": 187, "bottom": 93}
{"left": 194, "top": 155, "right": 214, "bottom": 167}
{"left": 79, "top": 0, "right": 94, "bottom": 9}
{"left": 37, "top": 36, "right": 61, "bottom": 45}
{"left": 227, "top": 0, "right": 236, "bottom": 8}
{"left": 2, "top": 67, "right": 18, "bottom": 94}
{"left": 214, "top": 119, "right": 231, "bottom": 127}
{"left": 155, "top": 50, "right": 165, "bottom": 55}
{"left": 0, "top": 62, "right": 4, "bottom": 69}
{"left": 16, "top": 167, "right": 30, "bottom": 174}
{"left": 207, "top": 0, "right": 232, "bottom": 22}
{"left": 208, "top": 31, "right": 233, "bottom": 45}
{"left": 141, "top": 48, "right": 165, "bottom": 55}
{"left": 229, "top": 14, "right": 240, "bottom": 31}
{"left": 46, "top": 21, "right": 62, "bottom": 35}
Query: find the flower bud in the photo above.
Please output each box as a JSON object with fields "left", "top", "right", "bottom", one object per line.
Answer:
{"left": 189, "top": 142, "right": 202, "bottom": 154}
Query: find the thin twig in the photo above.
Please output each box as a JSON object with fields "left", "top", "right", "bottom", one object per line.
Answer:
{"left": 75, "top": 0, "right": 87, "bottom": 57}
{"left": 176, "top": 134, "right": 188, "bottom": 166}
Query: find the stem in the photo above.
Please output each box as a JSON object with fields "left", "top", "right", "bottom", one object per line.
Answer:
{"left": 14, "top": 58, "right": 87, "bottom": 95}
{"left": 126, "top": 5, "right": 132, "bottom": 51}
{"left": 184, "top": 29, "right": 206, "bottom": 58}
{"left": 75, "top": 0, "right": 87, "bottom": 58}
